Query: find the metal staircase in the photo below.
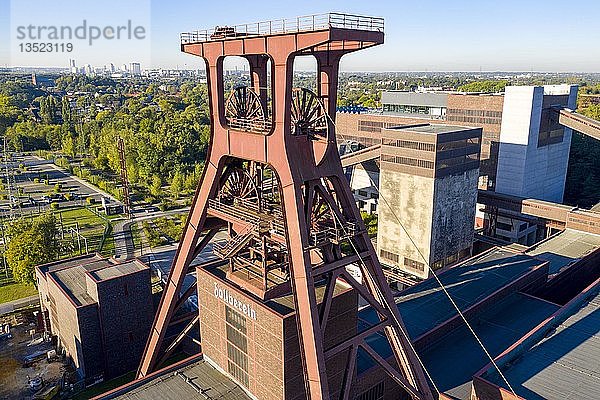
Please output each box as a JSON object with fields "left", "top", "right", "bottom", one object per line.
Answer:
{"left": 214, "top": 222, "right": 258, "bottom": 259}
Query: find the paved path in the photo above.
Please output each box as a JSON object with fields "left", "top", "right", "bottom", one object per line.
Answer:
{"left": 112, "top": 208, "right": 191, "bottom": 261}
{"left": 0, "top": 295, "right": 39, "bottom": 316}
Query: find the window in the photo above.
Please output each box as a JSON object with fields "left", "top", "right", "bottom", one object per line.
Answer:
{"left": 370, "top": 193, "right": 379, "bottom": 199}
{"left": 225, "top": 306, "right": 249, "bottom": 388}
{"left": 380, "top": 249, "right": 399, "bottom": 263}
{"left": 123, "top": 284, "right": 129, "bottom": 296}
{"left": 370, "top": 203, "right": 377, "bottom": 213}
{"left": 404, "top": 257, "right": 425, "bottom": 272}
{"left": 358, "top": 190, "right": 368, "bottom": 197}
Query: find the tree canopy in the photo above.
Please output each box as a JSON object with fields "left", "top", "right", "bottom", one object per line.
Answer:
{"left": 5, "top": 213, "right": 60, "bottom": 284}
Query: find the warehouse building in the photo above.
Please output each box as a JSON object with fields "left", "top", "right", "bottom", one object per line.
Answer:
{"left": 36, "top": 254, "right": 154, "bottom": 385}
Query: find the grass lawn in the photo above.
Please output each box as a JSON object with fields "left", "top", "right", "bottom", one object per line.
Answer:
{"left": 54, "top": 206, "right": 115, "bottom": 258}
{"left": 55, "top": 206, "right": 107, "bottom": 230}
{"left": 0, "top": 281, "right": 38, "bottom": 304}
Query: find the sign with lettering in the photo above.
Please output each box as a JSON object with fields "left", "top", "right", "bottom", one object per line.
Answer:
{"left": 213, "top": 283, "right": 257, "bottom": 320}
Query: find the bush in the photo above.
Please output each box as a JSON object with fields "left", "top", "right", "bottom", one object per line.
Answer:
{"left": 50, "top": 202, "right": 60, "bottom": 210}
{"left": 33, "top": 178, "right": 40, "bottom": 184}
{"left": 86, "top": 197, "right": 96, "bottom": 204}
{"left": 54, "top": 183, "right": 62, "bottom": 192}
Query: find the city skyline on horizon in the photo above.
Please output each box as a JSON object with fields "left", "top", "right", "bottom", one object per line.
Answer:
{"left": 0, "top": 0, "right": 599, "bottom": 72}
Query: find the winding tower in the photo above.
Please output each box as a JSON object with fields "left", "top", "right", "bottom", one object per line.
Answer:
{"left": 138, "top": 13, "right": 434, "bottom": 400}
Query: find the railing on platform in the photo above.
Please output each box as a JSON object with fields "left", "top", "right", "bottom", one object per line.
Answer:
{"left": 227, "top": 118, "right": 273, "bottom": 134}
{"left": 181, "top": 13, "right": 385, "bottom": 44}
{"left": 308, "top": 221, "right": 359, "bottom": 247}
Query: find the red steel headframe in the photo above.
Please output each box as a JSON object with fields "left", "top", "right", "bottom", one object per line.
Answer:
{"left": 137, "top": 14, "right": 434, "bottom": 400}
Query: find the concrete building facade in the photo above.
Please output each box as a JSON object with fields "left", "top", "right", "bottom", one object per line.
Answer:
{"left": 36, "top": 255, "right": 154, "bottom": 385}
{"left": 376, "top": 124, "right": 481, "bottom": 280}
{"left": 337, "top": 85, "right": 578, "bottom": 245}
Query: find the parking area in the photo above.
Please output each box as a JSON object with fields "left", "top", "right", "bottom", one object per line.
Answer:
{"left": 0, "top": 154, "right": 116, "bottom": 219}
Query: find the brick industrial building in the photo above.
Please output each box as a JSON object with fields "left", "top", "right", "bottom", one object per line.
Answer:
{"left": 36, "top": 254, "right": 154, "bottom": 385}
{"left": 99, "top": 222, "right": 600, "bottom": 400}
{"left": 337, "top": 85, "right": 577, "bottom": 246}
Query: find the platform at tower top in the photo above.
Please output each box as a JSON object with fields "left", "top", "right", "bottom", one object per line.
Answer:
{"left": 180, "top": 13, "right": 384, "bottom": 44}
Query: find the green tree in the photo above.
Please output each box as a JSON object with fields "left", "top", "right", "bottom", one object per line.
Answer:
{"left": 149, "top": 175, "right": 162, "bottom": 198}
{"left": 170, "top": 170, "right": 184, "bottom": 199}
{"left": 5, "top": 213, "right": 59, "bottom": 284}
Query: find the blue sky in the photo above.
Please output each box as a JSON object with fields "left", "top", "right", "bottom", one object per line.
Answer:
{"left": 1, "top": 0, "right": 599, "bottom": 72}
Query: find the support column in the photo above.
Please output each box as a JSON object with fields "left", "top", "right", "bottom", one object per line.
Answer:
{"left": 246, "top": 54, "right": 269, "bottom": 111}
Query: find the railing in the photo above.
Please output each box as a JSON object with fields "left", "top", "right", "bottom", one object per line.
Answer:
{"left": 227, "top": 117, "right": 273, "bottom": 134}
{"left": 309, "top": 221, "right": 360, "bottom": 247}
{"left": 214, "top": 221, "right": 258, "bottom": 258}
{"left": 181, "top": 13, "right": 384, "bottom": 44}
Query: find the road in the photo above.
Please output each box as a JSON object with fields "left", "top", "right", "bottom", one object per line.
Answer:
{"left": 0, "top": 295, "right": 39, "bottom": 316}
{"left": 113, "top": 207, "right": 191, "bottom": 261}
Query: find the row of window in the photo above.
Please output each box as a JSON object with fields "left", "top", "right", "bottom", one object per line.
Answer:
{"left": 436, "top": 153, "right": 479, "bottom": 170}
{"left": 403, "top": 257, "right": 425, "bottom": 272}
{"left": 352, "top": 189, "right": 379, "bottom": 199}
{"left": 382, "top": 104, "right": 444, "bottom": 116}
{"left": 447, "top": 115, "right": 501, "bottom": 125}
{"left": 447, "top": 108, "right": 502, "bottom": 118}
{"left": 537, "top": 129, "right": 564, "bottom": 147}
{"left": 437, "top": 137, "right": 480, "bottom": 151}
{"left": 225, "top": 306, "right": 249, "bottom": 388}
{"left": 381, "top": 155, "right": 435, "bottom": 170}
{"left": 357, "top": 120, "right": 396, "bottom": 133}
{"left": 380, "top": 249, "right": 399, "bottom": 263}
{"left": 339, "top": 134, "right": 381, "bottom": 147}
{"left": 382, "top": 138, "right": 435, "bottom": 152}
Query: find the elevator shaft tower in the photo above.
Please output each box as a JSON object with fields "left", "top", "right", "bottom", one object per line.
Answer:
{"left": 138, "top": 13, "right": 433, "bottom": 400}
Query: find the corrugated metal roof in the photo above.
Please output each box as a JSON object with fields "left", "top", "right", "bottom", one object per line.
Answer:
{"left": 486, "top": 290, "right": 600, "bottom": 400}
{"left": 526, "top": 229, "right": 600, "bottom": 275}
{"left": 381, "top": 91, "right": 448, "bottom": 107}
{"left": 111, "top": 359, "right": 252, "bottom": 400}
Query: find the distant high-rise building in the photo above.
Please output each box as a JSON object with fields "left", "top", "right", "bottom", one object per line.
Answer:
{"left": 130, "top": 62, "right": 141, "bottom": 75}
{"left": 376, "top": 124, "right": 482, "bottom": 282}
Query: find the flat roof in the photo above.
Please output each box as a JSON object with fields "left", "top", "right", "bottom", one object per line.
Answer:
{"left": 357, "top": 248, "right": 545, "bottom": 375}
{"left": 384, "top": 124, "right": 476, "bottom": 136}
{"left": 38, "top": 253, "right": 104, "bottom": 275}
{"left": 391, "top": 248, "right": 542, "bottom": 339}
{"left": 90, "top": 260, "right": 147, "bottom": 281}
{"left": 421, "top": 292, "right": 559, "bottom": 399}
{"left": 485, "top": 290, "right": 600, "bottom": 400}
{"left": 525, "top": 229, "right": 600, "bottom": 275}
{"left": 201, "top": 262, "right": 351, "bottom": 316}
{"left": 109, "top": 358, "right": 252, "bottom": 400}
{"left": 50, "top": 260, "right": 114, "bottom": 307}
